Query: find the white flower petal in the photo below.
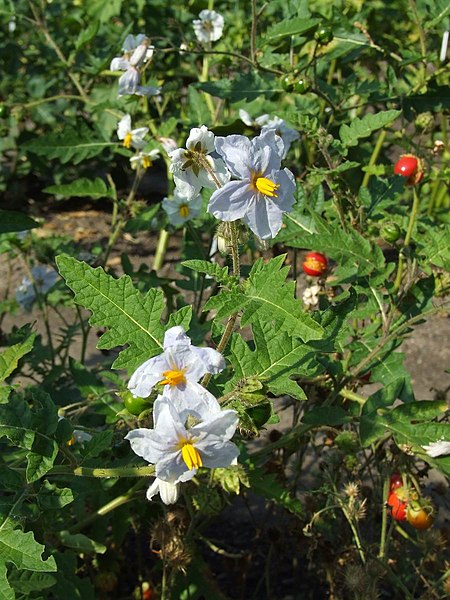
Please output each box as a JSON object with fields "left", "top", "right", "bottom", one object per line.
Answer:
{"left": 128, "top": 354, "right": 170, "bottom": 398}
{"left": 110, "top": 57, "right": 130, "bottom": 71}
{"left": 422, "top": 440, "right": 450, "bottom": 457}
{"left": 208, "top": 180, "right": 256, "bottom": 221}
{"left": 215, "top": 135, "right": 253, "bottom": 179}
{"left": 186, "top": 125, "right": 215, "bottom": 154}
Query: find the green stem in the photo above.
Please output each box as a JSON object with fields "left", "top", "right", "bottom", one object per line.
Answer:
{"left": 75, "top": 305, "right": 89, "bottom": 364}
{"left": 69, "top": 480, "right": 146, "bottom": 533}
{"left": 250, "top": 0, "right": 257, "bottom": 64}
{"left": 408, "top": 0, "right": 427, "bottom": 84}
{"left": 338, "top": 388, "right": 367, "bottom": 406}
{"left": 48, "top": 465, "right": 155, "bottom": 478}
{"left": 153, "top": 229, "right": 170, "bottom": 271}
{"left": 393, "top": 187, "right": 420, "bottom": 291}
{"left": 362, "top": 129, "right": 387, "bottom": 188}
{"left": 378, "top": 475, "right": 390, "bottom": 559}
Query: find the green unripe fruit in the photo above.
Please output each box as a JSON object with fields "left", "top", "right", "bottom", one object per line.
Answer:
{"left": 121, "top": 390, "right": 152, "bottom": 416}
{"left": 315, "top": 26, "right": 333, "bottom": 45}
{"left": 281, "top": 73, "right": 311, "bottom": 94}
{"left": 380, "top": 222, "right": 401, "bottom": 243}
{"left": 0, "top": 104, "right": 8, "bottom": 118}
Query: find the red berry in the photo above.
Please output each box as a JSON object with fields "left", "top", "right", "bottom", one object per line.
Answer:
{"left": 394, "top": 154, "right": 424, "bottom": 185}
{"left": 302, "top": 252, "right": 328, "bottom": 277}
{"left": 389, "top": 473, "right": 403, "bottom": 491}
{"left": 387, "top": 491, "right": 407, "bottom": 521}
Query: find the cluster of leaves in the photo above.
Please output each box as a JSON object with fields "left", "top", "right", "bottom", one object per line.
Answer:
{"left": 0, "top": 0, "right": 449, "bottom": 598}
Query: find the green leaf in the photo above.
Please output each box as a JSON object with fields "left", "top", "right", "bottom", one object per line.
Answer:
{"left": 0, "top": 210, "right": 40, "bottom": 234}
{"left": 37, "top": 481, "right": 74, "bottom": 510}
{"left": 74, "top": 20, "right": 99, "bottom": 51}
{"left": 227, "top": 315, "right": 320, "bottom": 400}
{"left": 187, "top": 86, "right": 210, "bottom": 125}
{"left": 56, "top": 255, "right": 191, "bottom": 371}
{"left": 43, "top": 177, "right": 114, "bottom": 200}
{"left": 0, "top": 523, "right": 56, "bottom": 600}
{"left": 421, "top": 227, "right": 450, "bottom": 271}
{"left": 196, "top": 72, "right": 276, "bottom": 102}
{"left": 204, "top": 255, "right": 324, "bottom": 342}
{"left": 0, "top": 334, "right": 36, "bottom": 383}
{"left": 339, "top": 110, "right": 401, "bottom": 147}
{"left": 23, "top": 124, "right": 115, "bottom": 165}
{"left": 265, "top": 16, "right": 320, "bottom": 40}
{"left": 59, "top": 532, "right": 106, "bottom": 554}
{"left": 181, "top": 260, "right": 232, "bottom": 285}
{"left": 80, "top": 431, "right": 113, "bottom": 460}
{"left": 8, "top": 570, "right": 56, "bottom": 595}
{"left": 303, "top": 406, "right": 352, "bottom": 426}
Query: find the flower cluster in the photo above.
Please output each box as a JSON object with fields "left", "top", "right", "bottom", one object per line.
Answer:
{"left": 167, "top": 125, "right": 296, "bottom": 239}
{"left": 110, "top": 34, "right": 160, "bottom": 97}
{"left": 126, "top": 326, "right": 239, "bottom": 504}
{"left": 302, "top": 284, "right": 321, "bottom": 310}
{"left": 116, "top": 114, "right": 160, "bottom": 171}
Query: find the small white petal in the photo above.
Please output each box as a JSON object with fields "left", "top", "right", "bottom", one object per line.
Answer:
{"left": 146, "top": 479, "right": 180, "bottom": 504}
{"left": 422, "top": 440, "right": 450, "bottom": 457}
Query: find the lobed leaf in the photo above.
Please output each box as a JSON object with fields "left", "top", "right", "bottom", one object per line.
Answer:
{"left": 204, "top": 255, "right": 324, "bottom": 342}
{"left": 43, "top": 177, "right": 115, "bottom": 200}
{"left": 339, "top": 110, "right": 401, "bottom": 147}
{"left": 0, "top": 210, "right": 39, "bottom": 235}
{"left": 56, "top": 255, "right": 191, "bottom": 371}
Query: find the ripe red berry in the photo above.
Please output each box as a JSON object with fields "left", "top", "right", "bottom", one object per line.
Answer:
{"left": 302, "top": 252, "right": 328, "bottom": 277}
{"left": 387, "top": 491, "right": 407, "bottom": 521}
{"left": 394, "top": 154, "right": 424, "bottom": 185}
{"left": 389, "top": 473, "right": 403, "bottom": 491}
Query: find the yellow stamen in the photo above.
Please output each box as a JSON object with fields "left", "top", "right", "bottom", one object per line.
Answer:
{"left": 142, "top": 156, "right": 152, "bottom": 169}
{"left": 160, "top": 368, "right": 186, "bottom": 387}
{"left": 67, "top": 435, "right": 75, "bottom": 447}
{"left": 181, "top": 442, "right": 202, "bottom": 470}
{"left": 255, "top": 176, "right": 279, "bottom": 197}
{"left": 123, "top": 132, "right": 133, "bottom": 149}
{"left": 179, "top": 204, "right": 189, "bottom": 218}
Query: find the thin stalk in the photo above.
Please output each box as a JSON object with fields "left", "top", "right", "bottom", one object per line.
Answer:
{"left": 408, "top": 0, "right": 427, "bottom": 84}
{"left": 76, "top": 305, "right": 89, "bottom": 364}
{"left": 153, "top": 229, "right": 170, "bottom": 271}
{"left": 361, "top": 129, "right": 387, "bottom": 188}
{"left": 250, "top": 0, "right": 257, "bottom": 63}
{"left": 378, "top": 475, "right": 390, "bottom": 559}
{"left": 69, "top": 480, "right": 147, "bottom": 533}
{"left": 393, "top": 187, "right": 420, "bottom": 291}
{"left": 48, "top": 465, "right": 155, "bottom": 478}
{"left": 200, "top": 49, "right": 217, "bottom": 121}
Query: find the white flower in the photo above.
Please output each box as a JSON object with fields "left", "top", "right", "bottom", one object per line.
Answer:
{"left": 239, "top": 111, "right": 299, "bottom": 158}
{"left": 158, "top": 137, "right": 178, "bottom": 154}
{"left": 16, "top": 265, "right": 59, "bottom": 311}
{"left": 162, "top": 188, "right": 203, "bottom": 226}
{"left": 128, "top": 326, "right": 226, "bottom": 406}
{"left": 169, "top": 126, "right": 230, "bottom": 191}
{"left": 193, "top": 10, "right": 224, "bottom": 43}
{"left": 117, "top": 115, "right": 149, "bottom": 150}
{"left": 146, "top": 477, "right": 180, "bottom": 504}
{"left": 125, "top": 396, "right": 239, "bottom": 490}
{"left": 422, "top": 440, "right": 450, "bottom": 458}
{"left": 302, "top": 284, "right": 321, "bottom": 309}
{"left": 130, "top": 149, "right": 160, "bottom": 170}
{"left": 207, "top": 130, "right": 296, "bottom": 240}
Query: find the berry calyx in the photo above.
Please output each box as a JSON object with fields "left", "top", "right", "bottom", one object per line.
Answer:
{"left": 302, "top": 252, "right": 328, "bottom": 277}
{"left": 394, "top": 154, "right": 424, "bottom": 185}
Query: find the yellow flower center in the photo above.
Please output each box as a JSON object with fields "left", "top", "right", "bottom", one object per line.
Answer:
{"left": 160, "top": 368, "right": 187, "bottom": 387}
{"left": 67, "top": 435, "right": 76, "bottom": 447}
{"left": 179, "top": 204, "right": 189, "bottom": 218}
{"left": 142, "top": 155, "right": 152, "bottom": 169}
{"left": 180, "top": 440, "right": 202, "bottom": 470}
{"left": 123, "top": 132, "right": 133, "bottom": 149}
{"left": 255, "top": 176, "right": 279, "bottom": 197}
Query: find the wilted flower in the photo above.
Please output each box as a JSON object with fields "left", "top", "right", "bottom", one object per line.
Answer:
{"left": 110, "top": 34, "right": 159, "bottom": 97}
{"left": 162, "top": 186, "right": 203, "bottom": 226}
{"left": 128, "top": 326, "right": 226, "bottom": 405}
{"left": 207, "top": 130, "right": 296, "bottom": 240}
{"left": 125, "top": 396, "right": 239, "bottom": 503}
{"left": 193, "top": 10, "right": 224, "bottom": 43}
{"left": 117, "top": 115, "right": 148, "bottom": 150}
{"left": 422, "top": 440, "right": 450, "bottom": 457}
{"left": 130, "top": 149, "right": 160, "bottom": 170}
{"left": 169, "top": 126, "right": 230, "bottom": 191}
{"left": 146, "top": 477, "right": 180, "bottom": 504}
{"left": 302, "top": 284, "right": 321, "bottom": 310}
{"left": 16, "top": 265, "right": 59, "bottom": 310}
